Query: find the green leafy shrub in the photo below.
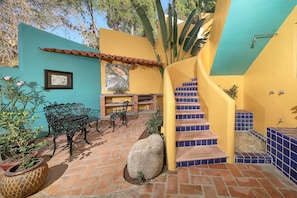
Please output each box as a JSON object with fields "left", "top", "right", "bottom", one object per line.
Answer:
{"left": 0, "top": 75, "right": 47, "bottom": 170}
{"left": 137, "top": 171, "right": 145, "bottom": 182}
{"left": 223, "top": 85, "right": 238, "bottom": 100}
{"left": 146, "top": 110, "right": 163, "bottom": 136}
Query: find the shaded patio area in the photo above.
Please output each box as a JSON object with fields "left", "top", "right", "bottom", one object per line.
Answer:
{"left": 0, "top": 114, "right": 296, "bottom": 198}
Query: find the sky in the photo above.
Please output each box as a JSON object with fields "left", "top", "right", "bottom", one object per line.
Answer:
{"left": 51, "top": 0, "right": 170, "bottom": 44}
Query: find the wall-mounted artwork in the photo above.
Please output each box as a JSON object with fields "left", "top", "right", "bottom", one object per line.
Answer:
{"left": 105, "top": 63, "right": 129, "bottom": 91}
{"left": 44, "top": 70, "right": 73, "bottom": 89}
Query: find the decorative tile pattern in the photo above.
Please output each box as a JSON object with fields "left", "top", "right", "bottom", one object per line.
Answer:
{"left": 176, "top": 124, "right": 210, "bottom": 132}
{"left": 176, "top": 105, "right": 200, "bottom": 110}
{"left": 235, "top": 110, "right": 253, "bottom": 130}
{"left": 175, "top": 98, "right": 199, "bottom": 103}
{"left": 175, "top": 92, "right": 197, "bottom": 97}
{"left": 235, "top": 152, "right": 272, "bottom": 164}
{"left": 176, "top": 113, "right": 204, "bottom": 120}
{"left": 182, "top": 81, "right": 197, "bottom": 87}
{"left": 267, "top": 127, "right": 297, "bottom": 185}
{"left": 175, "top": 87, "right": 197, "bottom": 91}
{"left": 176, "top": 157, "right": 227, "bottom": 167}
{"left": 176, "top": 139, "right": 218, "bottom": 147}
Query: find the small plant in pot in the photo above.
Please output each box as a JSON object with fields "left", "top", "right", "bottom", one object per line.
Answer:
{"left": 112, "top": 85, "right": 128, "bottom": 94}
{"left": 223, "top": 84, "right": 238, "bottom": 100}
{"left": 145, "top": 110, "right": 163, "bottom": 136}
{"left": 0, "top": 75, "right": 48, "bottom": 198}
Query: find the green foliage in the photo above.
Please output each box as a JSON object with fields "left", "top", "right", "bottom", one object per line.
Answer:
{"left": 99, "top": 0, "right": 156, "bottom": 36}
{"left": 134, "top": 0, "right": 210, "bottom": 75}
{"left": 112, "top": 85, "right": 128, "bottom": 93}
{"left": 146, "top": 111, "right": 163, "bottom": 136}
{"left": 0, "top": 75, "right": 47, "bottom": 170}
{"left": 133, "top": 2, "right": 155, "bottom": 47}
{"left": 182, "top": 17, "right": 206, "bottom": 52}
{"left": 198, "top": 0, "right": 217, "bottom": 13}
{"left": 290, "top": 105, "right": 297, "bottom": 121}
{"left": 155, "top": 0, "right": 168, "bottom": 51}
{"left": 137, "top": 171, "right": 146, "bottom": 182}
{"left": 223, "top": 85, "right": 238, "bottom": 100}
{"left": 175, "top": 0, "right": 197, "bottom": 21}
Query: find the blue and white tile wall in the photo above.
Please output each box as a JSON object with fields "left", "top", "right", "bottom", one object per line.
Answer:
{"left": 234, "top": 129, "right": 271, "bottom": 164}
{"left": 234, "top": 110, "right": 273, "bottom": 164}
{"left": 235, "top": 110, "right": 253, "bottom": 130}
{"left": 267, "top": 128, "right": 297, "bottom": 185}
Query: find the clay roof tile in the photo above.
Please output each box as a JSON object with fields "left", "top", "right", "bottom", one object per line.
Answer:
{"left": 40, "top": 48, "right": 162, "bottom": 67}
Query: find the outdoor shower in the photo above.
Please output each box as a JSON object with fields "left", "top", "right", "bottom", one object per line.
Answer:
{"left": 250, "top": 33, "right": 278, "bottom": 48}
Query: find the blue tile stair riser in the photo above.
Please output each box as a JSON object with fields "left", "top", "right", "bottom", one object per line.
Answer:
{"left": 283, "top": 148, "right": 289, "bottom": 157}
{"left": 291, "top": 151, "right": 297, "bottom": 162}
{"left": 176, "top": 157, "right": 227, "bottom": 167}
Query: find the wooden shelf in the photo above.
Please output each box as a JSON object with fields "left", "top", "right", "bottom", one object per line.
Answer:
{"left": 138, "top": 101, "right": 153, "bottom": 105}
{"left": 100, "top": 94, "right": 162, "bottom": 119}
{"left": 105, "top": 102, "right": 133, "bottom": 107}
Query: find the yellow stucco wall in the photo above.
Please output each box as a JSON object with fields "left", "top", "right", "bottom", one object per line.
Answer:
{"left": 99, "top": 28, "right": 163, "bottom": 95}
{"left": 210, "top": 76, "right": 244, "bottom": 109}
{"left": 194, "top": 0, "right": 235, "bottom": 164}
{"left": 197, "top": 43, "right": 235, "bottom": 163}
{"left": 244, "top": 7, "right": 297, "bottom": 135}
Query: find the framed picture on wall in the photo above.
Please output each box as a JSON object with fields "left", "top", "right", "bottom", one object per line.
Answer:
{"left": 44, "top": 70, "right": 73, "bottom": 89}
{"left": 105, "top": 63, "right": 129, "bottom": 91}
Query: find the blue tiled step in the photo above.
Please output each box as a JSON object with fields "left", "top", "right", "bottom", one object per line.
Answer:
{"left": 175, "top": 92, "right": 198, "bottom": 97}
{"left": 234, "top": 152, "right": 272, "bottom": 164}
{"left": 176, "top": 145, "right": 228, "bottom": 167}
{"left": 175, "top": 97, "right": 199, "bottom": 103}
{"left": 176, "top": 131, "right": 218, "bottom": 147}
{"left": 182, "top": 81, "right": 197, "bottom": 87}
{"left": 175, "top": 87, "right": 197, "bottom": 91}
{"left": 176, "top": 110, "right": 205, "bottom": 119}
{"left": 176, "top": 119, "right": 209, "bottom": 132}
{"left": 176, "top": 103, "right": 200, "bottom": 110}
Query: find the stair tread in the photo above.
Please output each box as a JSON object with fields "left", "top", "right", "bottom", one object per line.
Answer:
{"left": 176, "top": 118, "right": 209, "bottom": 125}
{"left": 176, "top": 145, "right": 228, "bottom": 162}
{"left": 175, "top": 91, "right": 197, "bottom": 93}
{"left": 177, "top": 85, "right": 197, "bottom": 87}
{"left": 176, "top": 110, "right": 204, "bottom": 114}
{"left": 175, "top": 96, "right": 198, "bottom": 98}
{"left": 176, "top": 103, "right": 200, "bottom": 106}
{"left": 176, "top": 131, "right": 217, "bottom": 141}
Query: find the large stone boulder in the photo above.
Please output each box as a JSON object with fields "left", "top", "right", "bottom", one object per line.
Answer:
{"left": 127, "top": 134, "right": 164, "bottom": 180}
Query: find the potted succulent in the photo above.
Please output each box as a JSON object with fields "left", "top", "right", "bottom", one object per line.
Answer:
{"left": 223, "top": 84, "right": 238, "bottom": 100}
{"left": 112, "top": 85, "right": 128, "bottom": 94}
{"left": 0, "top": 75, "right": 48, "bottom": 198}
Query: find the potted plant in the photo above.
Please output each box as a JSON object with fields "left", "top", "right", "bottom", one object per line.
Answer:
{"left": 223, "top": 84, "right": 238, "bottom": 100}
{"left": 145, "top": 110, "right": 163, "bottom": 136}
{"left": 112, "top": 85, "right": 128, "bottom": 94}
{"left": 0, "top": 75, "right": 48, "bottom": 198}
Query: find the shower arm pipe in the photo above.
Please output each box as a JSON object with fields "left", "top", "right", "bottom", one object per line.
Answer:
{"left": 253, "top": 33, "right": 278, "bottom": 40}
{"left": 250, "top": 32, "right": 278, "bottom": 48}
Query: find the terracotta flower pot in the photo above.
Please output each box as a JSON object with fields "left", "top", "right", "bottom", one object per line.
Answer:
{"left": 0, "top": 151, "right": 39, "bottom": 171}
{"left": 0, "top": 158, "right": 48, "bottom": 198}
{"left": 0, "top": 161, "right": 20, "bottom": 171}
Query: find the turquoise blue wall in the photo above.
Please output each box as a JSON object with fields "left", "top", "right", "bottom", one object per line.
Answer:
{"left": 210, "top": 0, "right": 297, "bottom": 75}
{"left": 0, "top": 23, "right": 101, "bottom": 135}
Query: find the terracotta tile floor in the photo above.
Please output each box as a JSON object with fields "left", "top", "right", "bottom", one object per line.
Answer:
{"left": 1, "top": 114, "right": 297, "bottom": 198}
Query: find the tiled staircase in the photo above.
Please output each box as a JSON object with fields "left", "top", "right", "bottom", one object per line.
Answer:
{"left": 175, "top": 78, "right": 228, "bottom": 167}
